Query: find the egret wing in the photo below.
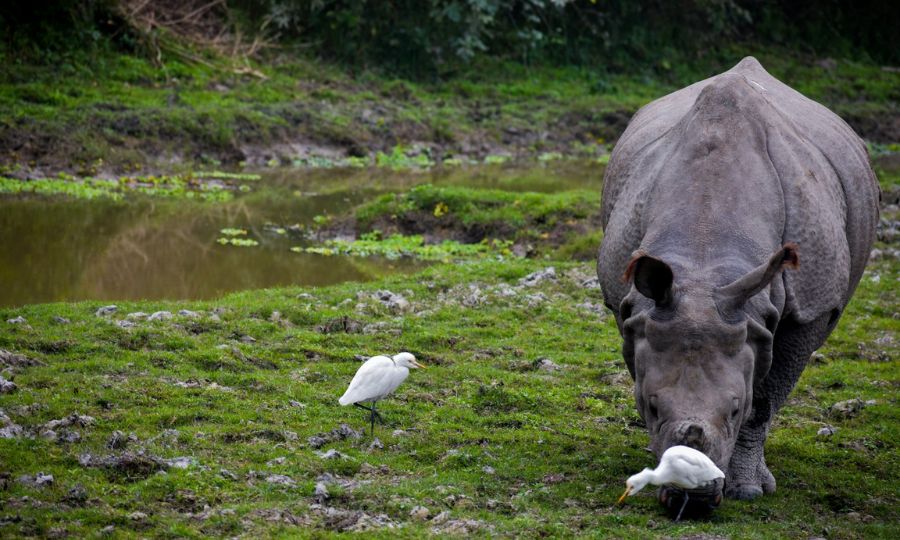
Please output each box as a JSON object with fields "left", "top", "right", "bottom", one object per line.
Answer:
{"left": 339, "top": 356, "right": 398, "bottom": 405}
{"left": 667, "top": 451, "right": 724, "bottom": 488}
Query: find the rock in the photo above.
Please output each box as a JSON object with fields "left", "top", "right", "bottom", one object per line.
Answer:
{"left": 115, "top": 320, "right": 136, "bottom": 328}
{"left": 6, "top": 316, "right": 27, "bottom": 324}
{"left": 267, "top": 456, "right": 287, "bottom": 466}
{"left": 95, "top": 305, "right": 117, "bottom": 317}
{"left": 128, "top": 511, "right": 148, "bottom": 521}
{"left": 148, "top": 311, "right": 173, "bottom": 321}
{"left": 78, "top": 452, "right": 171, "bottom": 478}
{"left": 494, "top": 283, "right": 518, "bottom": 297}
{"left": 870, "top": 248, "right": 883, "bottom": 260}
{"left": 314, "top": 481, "right": 329, "bottom": 503}
{"left": 0, "top": 376, "right": 16, "bottom": 394}
{"left": 829, "top": 398, "right": 866, "bottom": 419}
{"left": 315, "top": 449, "right": 348, "bottom": 460}
{"left": 410, "top": 505, "right": 430, "bottom": 520}
{"left": 164, "top": 456, "right": 197, "bottom": 469}
{"left": 126, "top": 312, "right": 148, "bottom": 320}
{"left": 392, "top": 429, "right": 408, "bottom": 437}
{"left": 525, "top": 292, "right": 546, "bottom": 306}
{"left": 63, "top": 484, "right": 88, "bottom": 506}
{"left": 240, "top": 334, "right": 256, "bottom": 343}
{"left": 178, "top": 309, "right": 200, "bottom": 318}
{"left": 106, "top": 430, "right": 136, "bottom": 450}
{"left": 534, "top": 357, "right": 561, "bottom": 371}
{"left": 0, "top": 349, "right": 42, "bottom": 368}
{"left": 576, "top": 301, "right": 607, "bottom": 318}
{"left": 817, "top": 425, "right": 837, "bottom": 437}
{"left": 307, "top": 435, "right": 329, "bottom": 449}
{"left": 431, "top": 510, "right": 451, "bottom": 525}
{"left": 289, "top": 400, "right": 306, "bottom": 408}
{"left": 52, "top": 316, "right": 70, "bottom": 324}
{"left": 0, "top": 409, "right": 24, "bottom": 438}
{"left": 482, "top": 465, "right": 496, "bottom": 475}
{"left": 368, "top": 437, "right": 384, "bottom": 450}
{"left": 433, "top": 519, "right": 487, "bottom": 535}
{"left": 462, "top": 285, "right": 486, "bottom": 307}
{"left": 308, "top": 424, "right": 362, "bottom": 448}
{"left": 265, "top": 474, "right": 296, "bottom": 486}
{"left": 580, "top": 277, "right": 601, "bottom": 289}
{"left": 18, "top": 472, "right": 54, "bottom": 488}
{"left": 372, "top": 290, "right": 410, "bottom": 312}
{"left": 100, "top": 526, "right": 115, "bottom": 535}
{"left": 318, "top": 316, "right": 363, "bottom": 334}
{"left": 44, "top": 413, "right": 95, "bottom": 430}
{"left": 519, "top": 267, "right": 556, "bottom": 287}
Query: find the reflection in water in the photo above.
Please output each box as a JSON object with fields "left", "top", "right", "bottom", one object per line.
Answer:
{"left": 0, "top": 161, "right": 605, "bottom": 307}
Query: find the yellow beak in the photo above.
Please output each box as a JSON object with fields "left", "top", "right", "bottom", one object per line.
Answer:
{"left": 413, "top": 360, "right": 426, "bottom": 369}
{"left": 617, "top": 488, "right": 631, "bottom": 505}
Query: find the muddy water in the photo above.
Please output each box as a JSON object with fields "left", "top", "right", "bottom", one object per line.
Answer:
{"left": 0, "top": 161, "right": 604, "bottom": 307}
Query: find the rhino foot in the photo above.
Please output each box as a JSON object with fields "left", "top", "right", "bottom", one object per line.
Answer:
{"left": 725, "top": 454, "right": 776, "bottom": 500}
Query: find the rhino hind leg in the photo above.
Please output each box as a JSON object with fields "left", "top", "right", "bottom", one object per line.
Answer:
{"left": 726, "top": 312, "right": 835, "bottom": 500}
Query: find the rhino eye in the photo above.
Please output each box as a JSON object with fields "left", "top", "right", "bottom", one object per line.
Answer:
{"left": 648, "top": 395, "right": 658, "bottom": 418}
{"left": 731, "top": 397, "right": 740, "bottom": 419}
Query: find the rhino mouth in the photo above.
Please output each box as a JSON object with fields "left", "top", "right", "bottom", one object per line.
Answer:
{"left": 658, "top": 478, "right": 724, "bottom": 520}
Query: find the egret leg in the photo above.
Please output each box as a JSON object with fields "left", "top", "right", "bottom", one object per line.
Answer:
{"left": 674, "top": 492, "right": 690, "bottom": 522}
{"left": 370, "top": 401, "right": 377, "bottom": 436}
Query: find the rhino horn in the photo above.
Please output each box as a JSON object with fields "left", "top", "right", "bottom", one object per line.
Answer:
{"left": 717, "top": 243, "right": 799, "bottom": 309}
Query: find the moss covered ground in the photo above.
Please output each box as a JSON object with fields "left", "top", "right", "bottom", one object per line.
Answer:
{"left": 1, "top": 237, "right": 897, "bottom": 538}
{"left": 2, "top": 45, "right": 897, "bottom": 176}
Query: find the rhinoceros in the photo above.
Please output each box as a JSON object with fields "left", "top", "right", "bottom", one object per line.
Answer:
{"left": 597, "top": 57, "right": 880, "bottom": 504}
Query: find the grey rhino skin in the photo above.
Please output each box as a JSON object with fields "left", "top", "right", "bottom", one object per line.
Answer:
{"left": 597, "top": 57, "right": 879, "bottom": 501}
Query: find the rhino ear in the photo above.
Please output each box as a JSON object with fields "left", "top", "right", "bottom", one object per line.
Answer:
{"left": 717, "top": 243, "right": 799, "bottom": 309}
{"left": 623, "top": 252, "right": 674, "bottom": 307}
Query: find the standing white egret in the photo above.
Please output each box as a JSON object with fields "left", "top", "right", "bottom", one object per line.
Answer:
{"left": 617, "top": 445, "right": 725, "bottom": 521}
{"left": 339, "top": 352, "right": 425, "bottom": 435}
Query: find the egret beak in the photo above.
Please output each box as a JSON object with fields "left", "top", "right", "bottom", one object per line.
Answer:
{"left": 412, "top": 360, "right": 426, "bottom": 369}
{"left": 617, "top": 487, "right": 631, "bottom": 505}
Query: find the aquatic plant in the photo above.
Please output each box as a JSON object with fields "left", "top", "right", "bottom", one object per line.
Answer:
{"left": 293, "top": 232, "right": 512, "bottom": 261}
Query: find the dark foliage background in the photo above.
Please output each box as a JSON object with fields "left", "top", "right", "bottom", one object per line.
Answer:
{"left": 1, "top": 1, "right": 898, "bottom": 75}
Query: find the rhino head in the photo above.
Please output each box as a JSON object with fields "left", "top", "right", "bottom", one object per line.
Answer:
{"left": 618, "top": 243, "right": 799, "bottom": 498}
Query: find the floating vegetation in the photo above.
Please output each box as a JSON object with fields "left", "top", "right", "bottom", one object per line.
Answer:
{"left": 484, "top": 155, "right": 510, "bottom": 165}
{"left": 375, "top": 146, "right": 434, "bottom": 170}
{"left": 219, "top": 228, "right": 248, "bottom": 236}
{"left": 0, "top": 173, "right": 238, "bottom": 201}
{"left": 292, "top": 232, "right": 512, "bottom": 261}
{"left": 193, "top": 171, "right": 261, "bottom": 181}
{"left": 217, "top": 237, "right": 259, "bottom": 247}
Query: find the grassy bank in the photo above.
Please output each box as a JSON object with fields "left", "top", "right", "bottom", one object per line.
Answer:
{"left": 0, "top": 252, "right": 897, "bottom": 537}
{"left": 2, "top": 45, "right": 898, "bottom": 177}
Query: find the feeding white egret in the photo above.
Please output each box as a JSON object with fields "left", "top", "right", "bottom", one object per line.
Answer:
{"left": 618, "top": 445, "right": 724, "bottom": 521}
{"left": 339, "top": 352, "right": 425, "bottom": 434}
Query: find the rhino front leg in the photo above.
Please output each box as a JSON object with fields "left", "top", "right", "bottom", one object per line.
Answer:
{"left": 726, "top": 312, "right": 834, "bottom": 500}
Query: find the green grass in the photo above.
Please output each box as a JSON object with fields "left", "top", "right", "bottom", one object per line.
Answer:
{"left": 0, "top": 254, "right": 896, "bottom": 537}
{"left": 1, "top": 45, "right": 896, "bottom": 174}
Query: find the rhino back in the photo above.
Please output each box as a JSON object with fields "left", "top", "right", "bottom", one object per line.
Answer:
{"left": 599, "top": 56, "right": 879, "bottom": 324}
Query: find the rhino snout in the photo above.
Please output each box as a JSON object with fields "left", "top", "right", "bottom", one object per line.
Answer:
{"left": 671, "top": 421, "right": 717, "bottom": 458}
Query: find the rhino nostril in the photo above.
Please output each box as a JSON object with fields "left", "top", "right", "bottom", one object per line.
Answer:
{"left": 681, "top": 424, "right": 706, "bottom": 450}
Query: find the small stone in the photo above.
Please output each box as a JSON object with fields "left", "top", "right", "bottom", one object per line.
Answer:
{"left": 534, "top": 357, "right": 561, "bottom": 371}
{"left": 219, "top": 469, "right": 238, "bottom": 480}
{"left": 115, "top": 320, "right": 136, "bottom": 328}
{"left": 817, "top": 425, "right": 837, "bottom": 437}
{"left": 126, "top": 312, "right": 148, "bottom": 320}
{"left": 314, "top": 481, "right": 329, "bottom": 502}
{"left": 52, "top": 316, "right": 70, "bottom": 324}
{"left": 265, "top": 474, "right": 296, "bottom": 486}
{"left": 519, "top": 267, "right": 556, "bottom": 287}
{"left": 164, "top": 457, "right": 196, "bottom": 469}
{"left": 0, "top": 376, "right": 16, "bottom": 394}
{"left": 95, "top": 305, "right": 117, "bottom": 317}
{"left": 410, "top": 505, "right": 430, "bottom": 520}
{"left": 308, "top": 435, "right": 328, "bottom": 449}
{"left": 482, "top": 466, "right": 495, "bottom": 475}
{"left": 431, "top": 511, "right": 451, "bottom": 525}
{"left": 372, "top": 290, "right": 410, "bottom": 312}
{"left": 178, "top": 309, "right": 200, "bottom": 318}
{"left": 64, "top": 484, "right": 88, "bottom": 506}
{"left": 148, "top": 311, "right": 173, "bottom": 321}
{"left": 829, "top": 398, "right": 866, "bottom": 419}
{"left": 7, "top": 316, "right": 27, "bottom": 324}
{"left": 240, "top": 334, "right": 256, "bottom": 343}
{"left": 267, "top": 456, "right": 287, "bottom": 466}
{"left": 368, "top": 437, "right": 384, "bottom": 450}
{"left": 100, "top": 526, "right": 115, "bottom": 535}
{"left": 316, "top": 449, "right": 347, "bottom": 460}
{"left": 128, "top": 511, "right": 148, "bottom": 521}
{"left": 289, "top": 400, "right": 306, "bottom": 408}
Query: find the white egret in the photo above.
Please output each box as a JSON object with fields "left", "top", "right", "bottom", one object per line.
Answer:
{"left": 339, "top": 352, "right": 425, "bottom": 434}
{"left": 618, "top": 445, "right": 724, "bottom": 521}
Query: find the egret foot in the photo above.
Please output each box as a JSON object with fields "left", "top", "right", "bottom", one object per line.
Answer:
{"left": 353, "top": 402, "right": 386, "bottom": 436}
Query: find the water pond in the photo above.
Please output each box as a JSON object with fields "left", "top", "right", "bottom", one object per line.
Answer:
{"left": 0, "top": 161, "right": 603, "bottom": 307}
